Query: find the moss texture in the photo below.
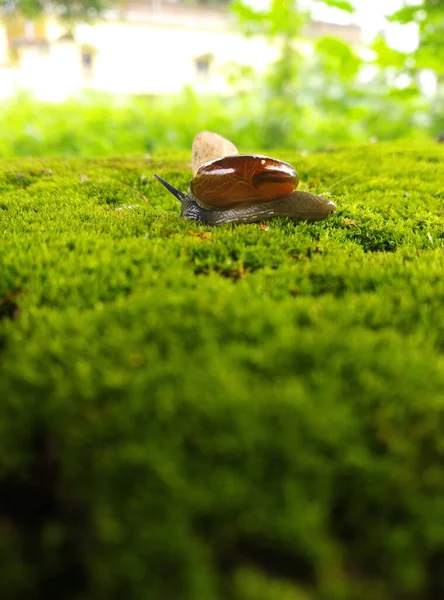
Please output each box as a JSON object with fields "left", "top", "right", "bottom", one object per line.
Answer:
{"left": 0, "top": 141, "right": 444, "bottom": 599}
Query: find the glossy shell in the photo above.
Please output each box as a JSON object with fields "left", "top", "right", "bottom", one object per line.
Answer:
{"left": 190, "top": 155, "right": 298, "bottom": 209}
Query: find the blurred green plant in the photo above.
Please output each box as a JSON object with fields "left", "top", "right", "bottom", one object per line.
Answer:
{"left": 0, "top": 80, "right": 431, "bottom": 158}
{"left": 227, "top": 0, "right": 431, "bottom": 147}
{"left": 384, "top": 0, "right": 444, "bottom": 136}
{"left": 229, "top": 0, "right": 437, "bottom": 146}
{"left": 389, "top": 0, "right": 444, "bottom": 74}
{"left": 0, "top": 0, "right": 440, "bottom": 156}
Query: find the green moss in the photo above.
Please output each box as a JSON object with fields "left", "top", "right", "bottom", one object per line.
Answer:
{"left": 0, "top": 141, "right": 444, "bottom": 599}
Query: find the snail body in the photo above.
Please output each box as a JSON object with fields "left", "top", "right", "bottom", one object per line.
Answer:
{"left": 154, "top": 154, "right": 336, "bottom": 225}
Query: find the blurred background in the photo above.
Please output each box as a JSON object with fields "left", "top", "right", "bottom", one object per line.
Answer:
{"left": 0, "top": 0, "right": 442, "bottom": 156}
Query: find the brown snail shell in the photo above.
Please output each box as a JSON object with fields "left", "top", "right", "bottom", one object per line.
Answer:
{"left": 191, "top": 131, "right": 238, "bottom": 175}
{"left": 191, "top": 154, "right": 299, "bottom": 209}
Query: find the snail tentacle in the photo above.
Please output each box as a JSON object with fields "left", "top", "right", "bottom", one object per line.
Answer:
{"left": 153, "top": 174, "right": 188, "bottom": 204}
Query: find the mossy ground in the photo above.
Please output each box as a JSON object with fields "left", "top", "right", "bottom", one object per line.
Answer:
{"left": 0, "top": 141, "right": 444, "bottom": 599}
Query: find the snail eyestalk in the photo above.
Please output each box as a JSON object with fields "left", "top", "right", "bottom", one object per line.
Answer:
{"left": 153, "top": 174, "right": 188, "bottom": 204}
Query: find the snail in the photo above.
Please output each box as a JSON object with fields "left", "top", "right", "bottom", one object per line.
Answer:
{"left": 153, "top": 134, "right": 337, "bottom": 226}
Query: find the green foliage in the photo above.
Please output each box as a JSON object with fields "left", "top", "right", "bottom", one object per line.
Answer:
{"left": 315, "top": 37, "right": 361, "bottom": 81}
{"left": 1, "top": 141, "right": 444, "bottom": 599}
{"left": 231, "top": 0, "right": 308, "bottom": 38}
{"left": 318, "top": 0, "right": 354, "bottom": 12}
{"left": 389, "top": 0, "right": 444, "bottom": 74}
{"left": 0, "top": 0, "right": 110, "bottom": 19}
{"left": 230, "top": 0, "right": 443, "bottom": 144}
{"left": 372, "top": 3, "right": 443, "bottom": 136}
{"left": 1, "top": 2, "right": 435, "bottom": 153}
{"left": 1, "top": 0, "right": 442, "bottom": 151}
{"left": 0, "top": 90, "right": 433, "bottom": 158}
{"left": 372, "top": 36, "right": 409, "bottom": 70}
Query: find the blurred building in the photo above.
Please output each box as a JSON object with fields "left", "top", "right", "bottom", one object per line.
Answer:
{"left": 0, "top": 1, "right": 361, "bottom": 102}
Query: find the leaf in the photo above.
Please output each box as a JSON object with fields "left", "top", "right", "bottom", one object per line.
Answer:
{"left": 230, "top": 1, "right": 268, "bottom": 36}
{"left": 372, "top": 36, "right": 408, "bottom": 68}
{"left": 388, "top": 5, "right": 424, "bottom": 25}
{"left": 316, "top": 37, "right": 361, "bottom": 80}
{"left": 387, "top": 86, "right": 420, "bottom": 101}
{"left": 231, "top": 0, "right": 307, "bottom": 38}
{"left": 317, "top": 0, "right": 355, "bottom": 13}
